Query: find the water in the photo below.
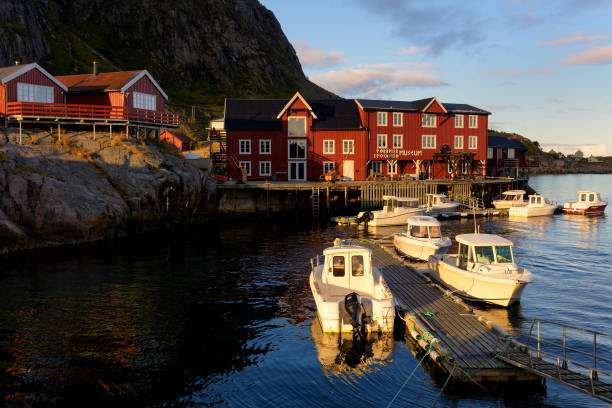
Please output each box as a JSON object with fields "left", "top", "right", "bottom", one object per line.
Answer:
{"left": 1, "top": 174, "right": 611, "bottom": 407}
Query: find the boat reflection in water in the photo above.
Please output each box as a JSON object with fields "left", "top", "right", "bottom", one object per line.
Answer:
{"left": 310, "top": 317, "right": 394, "bottom": 378}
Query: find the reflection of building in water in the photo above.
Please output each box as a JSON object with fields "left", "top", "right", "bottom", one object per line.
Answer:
{"left": 310, "top": 317, "right": 394, "bottom": 378}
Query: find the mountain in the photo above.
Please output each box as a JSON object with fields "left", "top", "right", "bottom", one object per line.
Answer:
{"left": 0, "top": 0, "right": 334, "bottom": 129}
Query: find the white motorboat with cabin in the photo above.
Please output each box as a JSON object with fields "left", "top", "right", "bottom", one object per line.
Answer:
{"left": 393, "top": 216, "right": 451, "bottom": 261}
{"left": 428, "top": 233, "right": 532, "bottom": 307}
{"left": 421, "top": 193, "right": 462, "bottom": 215}
{"left": 309, "top": 240, "right": 395, "bottom": 333}
{"left": 562, "top": 191, "right": 607, "bottom": 215}
{"left": 492, "top": 190, "right": 528, "bottom": 209}
{"left": 356, "top": 196, "right": 423, "bottom": 226}
{"left": 509, "top": 194, "right": 557, "bottom": 217}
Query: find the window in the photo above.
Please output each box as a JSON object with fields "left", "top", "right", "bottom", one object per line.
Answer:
{"left": 323, "top": 140, "right": 334, "bottom": 154}
{"left": 454, "top": 135, "right": 463, "bottom": 149}
{"left": 422, "top": 113, "right": 436, "bottom": 127}
{"left": 393, "top": 134, "right": 403, "bottom": 148}
{"left": 239, "top": 139, "right": 251, "bottom": 154}
{"left": 288, "top": 116, "right": 306, "bottom": 137}
{"left": 393, "top": 112, "right": 403, "bottom": 127}
{"left": 133, "top": 91, "right": 156, "bottom": 111}
{"left": 508, "top": 148, "right": 515, "bottom": 159}
{"left": 468, "top": 136, "right": 477, "bottom": 149}
{"left": 259, "top": 139, "right": 271, "bottom": 154}
{"left": 495, "top": 246, "right": 513, "bottom": 263}
{"left": 352, "top": 255, "right": 364, "bottom": 276}
{"left": 288, "top": 140, "right": 306, "bottom": 159}
{"left": 372, "top": 161, "right": 382, "bottom": 175}
{"left": 332, "top": 256, "right": 345, "bottom": 277}
{"left": 475, "top": 246, "right": 495, "bottom": 263}
{"left": 259, "top": 161, "right": 271, "bottom": 176}
{"left": 388, "top": 161, "right": 397, "bottom": 175}
{"left": 487, "top": 147, "right": 494, "bottom": 159}
{"left": 469, "top": 115, "right": 478, "bottom": 128}
{"left": 455, "top": 114, "right": 464, "bottom": 128}
{"left": 461, "top": 160, "right": 469, "bottom": 174}
{"left": 343, "top": 140, "right": 354, "bottom": 154}
{"left": 238, "top": 161, "right": 251, "bottom": 176}
{"left": 323, "top": 161, "right": 335, "bottom": 174}
{"left": 17, "top": 83, "right": 53, "bottom": 103}
{"left": 377, "top": 134, "right": 387, "bottom": 148}
{"left": 377, "top": 112, "right": 387, "bottom": 126}
{"left": 422, "top": 134, "right": 436, "bottom": 149}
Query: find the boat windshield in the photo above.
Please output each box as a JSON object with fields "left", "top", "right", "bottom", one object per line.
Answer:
{"left": 503, "top": 195, "right": 515, "bottom": 201}
{"left": 410, "top": 225, "right": 428, "bottom": 238}
{"left": 428, "top": 226, "right": 441, "bottom": 238}
{"left": 474, "top": 246, "right": 495, "bottom": 263}
{"left": 400, "top": 200, "right": 418, "bottom": 208}
{"left": 580, "top": 193, "right": 587, "bottom": 201}
{"left": 495, "top": 246, "right": 513, "bottom": 263}
{"left": 439, "top": 196, "right": 448, "bottom": 203}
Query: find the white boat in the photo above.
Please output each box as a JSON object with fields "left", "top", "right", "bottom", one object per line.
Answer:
{"left": 509, "top": 194, "right": 557, "bottom": 217}
{"left": 421, "top": 193, "right": 462, "bottom": 214}
{"left": 428, "top": 233, "right": 532, "bottom": 307}
{"left": 393, "top": 216, "right": 451, "bottom": 261}
{"left": 562, "top": 191, "right": 607, "bottom": 215}
{"left": 492, "top": 190, "right": 528, "bottom": 209}
{"left": 309, "top": 240, "right": 395, "bottom": 333}
{"left": 356, "top": 196, "right": 423, "bottom": 226}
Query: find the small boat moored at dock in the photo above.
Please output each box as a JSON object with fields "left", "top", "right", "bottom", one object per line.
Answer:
{"left": 428, "top": 233, "right": 532, "bottom": 307}
{"left": 421, "top": 193, "right": 462, "bottom": 215}
{"left": 356, "top": 195, "right": 423, "bottom": 226}
{"left": 509, "top": 194, "right": 557, "bottom": 217}
{"left": 562, "top": 191, "right": 607, "bottom": 215}
{"left": 310, "top": 240, "right": 395, "bottom": 333}
{"left": 492, "top": 190, "right": 528, "bottom": 209}
{"left": 393, "top": 216, "right": 451, "bottom": 261}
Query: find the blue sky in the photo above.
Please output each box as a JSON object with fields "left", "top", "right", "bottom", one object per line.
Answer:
{"left": 260, "top": 0, "right": 612, "bottom": 154}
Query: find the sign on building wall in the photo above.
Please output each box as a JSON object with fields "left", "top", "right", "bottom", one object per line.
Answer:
{"left": 373, "top": 148, "right": 423, "bottom": 160}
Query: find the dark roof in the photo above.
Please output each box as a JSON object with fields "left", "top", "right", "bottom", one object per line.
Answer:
{"left": 356, "top": 98, "right": 490, "bottom": 115}
{"left": 0, "top": 64, "right": 33, "bottom": 81}
{"left": 488, "top": 135, "right": 527, "bottom": 151}
{"left": 224, "top": 98, "right": 363, "bottom": 130}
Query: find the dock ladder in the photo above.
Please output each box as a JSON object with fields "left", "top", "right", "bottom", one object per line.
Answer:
{"left": 312, "top": 187, "right": 320, "bottom": 217}
{"left": 494, "top": 318, "right": 612, "bottom": 403}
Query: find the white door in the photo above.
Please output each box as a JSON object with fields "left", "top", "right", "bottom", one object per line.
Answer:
{"left": 327, "top": 254, "right": 349, "bottom": 290}
{"left": 289, "top": 161, "right": 306, "bottom": 181}
{"left": 343, "top": 160, "right": 354, "bottom": 180}
{"left": 348, "top": 254, "right": 369, "bottom": 294}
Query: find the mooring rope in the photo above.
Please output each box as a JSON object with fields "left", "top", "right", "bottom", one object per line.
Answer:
{"left": 430, "top": 363, "right": 457, "bottom": 408}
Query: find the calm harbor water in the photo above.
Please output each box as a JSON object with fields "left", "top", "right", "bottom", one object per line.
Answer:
{"left": 1, "top": 174, "right": 611, "bottom": 407}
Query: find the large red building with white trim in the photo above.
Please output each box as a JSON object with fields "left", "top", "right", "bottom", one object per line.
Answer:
{"left": 223, "top": 92, "right": 491, "bottom": 181}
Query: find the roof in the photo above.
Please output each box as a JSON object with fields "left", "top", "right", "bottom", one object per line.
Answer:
{"left": 407, "top": 215, "right": 441, "bottom": 227}
{"left": 355, "top": 98, "right": 490, "bottom": 114}
{"left": 502, "top": 190, "right": 526, "bottom": 195}
{"left": 161, "top": 130, "right": 194, "bottom": 144}
{"left": 577, "top": 191, "right": 600, "bottom": 195}
{"left": 0, "top": 63, "right": 68, "bottom": 91}
{"left": 323, "top": 245, "right": 371, "bottom": 256}
{"left": 224, "top": 98, "right": 363, "bottom": 131}
{"left": 456, "top": 233, "right": 513, "bottom": 246}
{"left": 276, "top": 92, "right": 317, "bottom": 119}
{"left": 487, "top": 135, "right": 527, "bottom": 151}
{"left": 427, "top": 193, "right": 448, "bottom": 197}
{"left": 382, "top": 195, "right": 419, "bottom": 201}
{"left": 55, "top": 70, "right": 168, "bottom": 100}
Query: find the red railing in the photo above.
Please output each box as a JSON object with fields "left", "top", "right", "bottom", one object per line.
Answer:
{"left": 6, "top": 102, "right": 179, "bottom": 125}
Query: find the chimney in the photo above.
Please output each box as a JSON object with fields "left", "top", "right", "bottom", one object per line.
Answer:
{"left": 14, "top": 61, "right": 19, "bottom": 66}
{"left": 93, "top": 61, "right": 98, "bottom": 76}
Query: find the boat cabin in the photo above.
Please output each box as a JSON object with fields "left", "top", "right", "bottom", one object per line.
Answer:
{"left": 425, "top": 194, "right": 450, "bottom": 207}
{"left": 499, "top": 190, "right": 526, "bottom": 202}
{"left": 528, "top": 194, "right": 549, "bottom": 207}
{"left": 577, "top": 191, "right": 602, "bottom": 204}
{"left": 382, "top": 196, "right": 419, "bottom": 212}
{"left": 322, "top": 245, "right": 374, "bottom": 295}
{"left": 455, "top": 234, "right": 515, "bottom": 272}
{"left": 407, "top": 216, "right": 442, "bottom": 239}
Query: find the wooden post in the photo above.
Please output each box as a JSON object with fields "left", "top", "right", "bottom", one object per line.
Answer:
{"left": 125, "top": 125, "right": 128, "bottom": 139}
{"left": 93, "top": 123, "right": 96, "bottom": 140}
{"left": 326, "top": 186, "right": 330, "bottom": 210}
{"left": 344, "top": 186, "right": 348, "bottom": 214}
{"left": 110, "top": 124, "right": 113, "bottom": 140}
{"left": 58, "top": 123, "right": 61, "bottom": 142}
{"left": 19, "top": 120, "right": 22, "bottom": 145}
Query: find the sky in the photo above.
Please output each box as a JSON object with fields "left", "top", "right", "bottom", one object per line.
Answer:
{"left": 259, "top": 0, "right": 612, "bottom": 155}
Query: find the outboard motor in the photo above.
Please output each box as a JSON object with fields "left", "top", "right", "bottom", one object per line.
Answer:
{"left": 344, "top": 292, "right": 366, "bottom": 340}
{"left": 356, "top": 211, "right": 373, "bottom": 224}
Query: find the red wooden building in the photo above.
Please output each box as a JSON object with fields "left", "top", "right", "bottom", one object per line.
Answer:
{"left": 160, "top": 130, "right": 195, "bottom": 151}
{"left": 0, "top": 62, "right": 67, "bottom": 116}
{"left": 486, "top": 134, "right": 537, "bottom": 177}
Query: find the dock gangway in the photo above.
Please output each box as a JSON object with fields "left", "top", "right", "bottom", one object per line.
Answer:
{"left": 495, "top": 318, "right": 612, "bottom": 403}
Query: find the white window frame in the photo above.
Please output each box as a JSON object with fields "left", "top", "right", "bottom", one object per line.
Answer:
{"left": 454, "top": 135, "right": 463, "bottom": 149}
{"left": 238, "top": 161, "right": 251, "bottom": 176}
{"left": 377, "top": 111, "right": 387, "bottom": 126}
{"left": 239, "top": 139, "right": 251, "bottom": 155}
{"left": 393, "top": 112, "right": 403, "bottom": 127}
{"left": 468, "top": 135, "right": 477, "bottom": 149}
{"left": 323, "top": 139, "right": 335, "bottom": 154}
{"left": 455, "top": 114, "right": 464, "bottom": 128}
{"left": 288, "top": 116, "right": 307, "bottom": 137}
{"left": 259, "top": 139, "right": 271, "bottom": 155}
{"left": 17, "top": 82, "right": 54, "bottom": 103}
{"left": 487, "top": 147, "right": 494, "bottom": 159}
{"left": 323, "top": 161, "right": 335, "bottom": 174}
{"left": 508, "top": 148, "right": 515, "bottom": 159}
{"left": 393, "top": 134, "right": 403, "bottom": 149}
{"left": 461, "top": 161, "right": 469, "bottom": 174}
{"left": 469, "top": 115, "right": 478, "bottom": 128}
{"left": 259, "top": 161, "right": 271, "bottom": 176}
{"left": 343, "top": 139, "right": 354, "bottom": 154}
{"left": 388, "top": 161, "right": 397, "bottom": 175}
{"left": 377, "top": 134, "right": 387, "bottom": 148}
{"left": 372, "top": 161, "right": 382, "bottom": 175}
{"left": 422, "top": 113, "right": 436, "bottom": 128}
{"left": 133, "top": 91, "right": 156, "bottom": 111}
{"left": 422, "top": 134, "right": 436, "bottom": 149}
{"left": 288, "top": 140, "right": 307, "bottom": 159}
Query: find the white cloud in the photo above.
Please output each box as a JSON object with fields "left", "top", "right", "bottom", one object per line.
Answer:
{"left": 292, "top": 40, "right": 345, "bottom": 68}
{"left": 480, "top": 68, "right": 556, "bottom": 76}
{"left": 357, "top": 62, "right": 439, "bottom": 71}
{"left": 540, "top": 143, "right": 608, "bottom": 156}
{"left": 561, "top": 45, "right": 612, "bottom": 65}
{"left": 540, "top": 32, "right": 609, "bottom": 47}
{"left": 395, "top": 46, "right": 430, "bottom": 55}
{"left": 310, "top": 67, "right": 445, "bottom": 97}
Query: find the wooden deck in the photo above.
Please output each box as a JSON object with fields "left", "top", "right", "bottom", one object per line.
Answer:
{"left": 363, "top": 238, "right": 539, "bottom": 383}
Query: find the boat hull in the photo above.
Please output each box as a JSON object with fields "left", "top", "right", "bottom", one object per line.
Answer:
{"left": 365, "top": 209, "right": 424, "bottom": 227}
{"left": 492, "top": 200, "right": 527, "bottom": 210}
{"left": 429, "top": 256, "right": 530, "bottom": 307}
{"left": 509, "top": 205, "right": 556, "bottom": 217}
{"left": 393, "top": 234, "right": 451, "bottom": 261}
{"left": 562, "top": 204, "right": 607, "bottom": 215}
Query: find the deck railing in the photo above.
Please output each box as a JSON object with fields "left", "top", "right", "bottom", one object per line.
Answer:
{"left": 6, "top": 102, "right": 179, "bottom": 125}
